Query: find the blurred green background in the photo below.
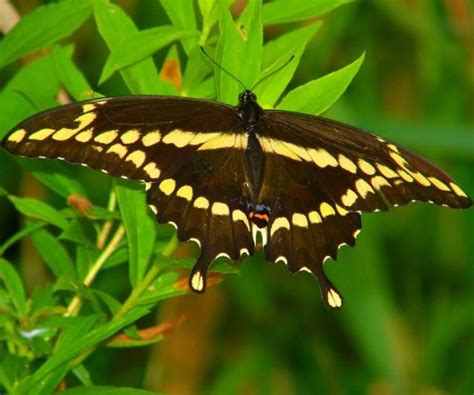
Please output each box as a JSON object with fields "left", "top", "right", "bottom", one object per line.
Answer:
{"left": 1, "top": 0, "right": 473, "bottom": 394}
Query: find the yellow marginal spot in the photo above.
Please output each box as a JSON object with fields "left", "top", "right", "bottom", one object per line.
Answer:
{"left": 75, "top": 129, "right": 93, "bottom": 143}
{"left": 371, "top": 175, "right": 391, "bottom": 190}
{"left": 82, "top": 103, "right": 96, "bottom": 113}
{"left": 358, "top": 159, "right": 376, "bottom": 175}
{"left": 270, "top": 217, "right": 290, "bottom": 236}
{"left": 7, "top": 129, "right": 27, "bottom": 143}
{"left": 377, "top": 163, "right": 399, "bottom": 179}
{"left": 120, "top": 129, "right": 140, "bottom": 145}
{"left": 341, "top": 188, "right": 358, "bottom": 207}
{"left": 191, "top": 271, "right": 204, "bottom": 292}
{"left": 308, "top": 211, "right": 322, "bottom": 224}
{"left": 320, "top": 202, "right": 335, "bottom": 218}
{"left": 398, "top": 169, "right": 414, "bottom": 182}
{"left": 232, "top": 210, "right": 250, "bottom": 231}
{"left": 336, "top": 205, "right": 348, "bottom": 216}
{"left": 194, "top": 196, "right": 209, "bottom": 209}
{"left": 94, "top": 130, "right": 118, "bottom": 144}
{"left": 162, "top": 129, "right": 195, "bottom": 148}
{"left": 308, "top": 148, "right": 338, "bottom": 168}
{"left": 126, "top": 150, "right": 146, "bottom": 168}
{"left": 148, "top": 204, "right": 158, "bottom": 215}
{"left": 107, "top": 143, "right": 127, "bottom": 159}
{"left": 159, "top": 179, "right": 176, "bottom": 196}
{"left": 143, "top": 162, "right": 160, "bottom": 179}
{"left": 387, "top": 143, "right": 400, "bottom": 153}
{"left": 428, "top": 177, "right": 450, "bottom": 192}
{"left": 211, "top": 202, "right": 230, "bottom": 216}
{"left": 338, "top": 154, "right": 357, "bottom": 174}
{"left": 327, "top": 288, "right": 342, "bottom": 309}
{"left": 269, "top": 139, "right": 301, "bottom": 161}
{"left": 142, "top": 131, "right": 161, "bottom": 146}
{"left": 29, "top": 128, "right": 55, "bottom": 141}
{"left": 176, "top": 185, "right": 193, "bottom": 201}
{"left": 188, "top": 132, "right": 220, "bottom": 145}
{"left": 198, "top": 134, "right": 239, "bottom": 151}
{"left": 91, "top": 145, "right": 103, "bottom": 153}
{"left": 390, "top": 151, "right": 409, "bottom": 168}
{"left": 292, "top": 213, "right": 308, "bottom": 228}
{"left": 282, "top": 141, "right": 312, "bottom": 161}
{"left": 355, "top": 178, "right": 375, "bottom": 198}
{"left": 450, "top": 182, "right": 468, "bottom": 198}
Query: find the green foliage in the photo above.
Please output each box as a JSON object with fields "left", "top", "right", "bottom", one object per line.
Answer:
{"left": 0, "top": 1, "right": 472, "bottom": 394}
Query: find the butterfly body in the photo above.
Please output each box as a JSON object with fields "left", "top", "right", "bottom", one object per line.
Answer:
{"left": 3, "top": 92, "right": 471, "bottom": 309}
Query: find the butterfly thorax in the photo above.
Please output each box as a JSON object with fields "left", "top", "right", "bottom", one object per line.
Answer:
{"left": 236, "top": 91, "right": 271, "bottom": 228}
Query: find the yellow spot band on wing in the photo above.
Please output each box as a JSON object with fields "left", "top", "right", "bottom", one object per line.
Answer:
{"left": 450, "top": 182, "right": 468, "bottom": 198}
{"left": 143, "top": 162, "right": 160, "bottom": 179}
{"left": 320, "top": 202, "right": 335, "bottom": 217}
{"left": 308, "top": 148, "right": 338, "bottom": 168}
{"left": 162, "top": 129, "right": 195, "bottom": 147}
{"left": 159, "top": 179, "right": 176, "bottom": 196}
{"left": 271, "top": 217, "right": 290, "bottom": 236}
{"left": 232, "top": 210, "right": 250, "bottom": 231}
{"left": 292, "top": 213, "right": 308, "bottom": 227}
{"left": 428, "top": 177, "right": 450, "bottom": 192}
{"left": 377, "top": 164, "right": 399, "bottom": 178}
{"left": 76, "top": 129, "right": 93, "bottom": 142}
{"left": 327, "top": 288, "right": 342, "bottom": 309}
{"left": 107, "top": 144, "right": 127, "bottom": 158}
{"left": 7, "top": 129, "right": 27, "bottom": 143}
{"left": 29, "top": 128, "right": 55, "bottom": 141}
{"left": 194, "top": 197, "right": 209, "bottom": 209}
{"left": 355, "top": 179, "right": 375, "bottom": 198}
{"left": 371, "top": 176, "right": 391, "bottom": 190}
{"left": 142, "top": 131, "right": 161, "bottom": 146}
{"left": 176, "top": 185, "right": 193, "bottom": 201}
{"left": 341, "top": 189, "right": 358, "bottom": 207}
{"left": 308, "top": 211, "right": 322, "bottom": 224}
{"left": 125, "top": 150, "right": 146, "bottom": 168}
{"left": 211, "top": 202, "right": 230, "bottom": 216}
{"left": 358, "top": 159, "right": 376, "bottom": 175}
{"left": 338, "top": 154, "right": 357, "bottom": 173}
{"left": 198, "top": 134, "right": 240, "bottom": 151}
{"left": 121, "top": 129, "right": 140, "bottom": 144}
{"left": 94, "top": 130, "right": 118, "bottom": 144}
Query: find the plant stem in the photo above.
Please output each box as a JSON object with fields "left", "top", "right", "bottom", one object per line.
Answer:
{"left": 96, "top": 191, "right": 117, "bottom": 249}
{"left": 65, "top": 225, "right": 125, "bottom": 317}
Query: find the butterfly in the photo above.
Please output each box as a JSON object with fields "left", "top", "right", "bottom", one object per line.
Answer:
{"left": 2, "top": 90, "right": 471, "bottom": 309}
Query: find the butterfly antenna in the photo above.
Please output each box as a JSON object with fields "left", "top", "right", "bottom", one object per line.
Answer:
{"left": 250, "top": 55, "right": 295, "bottom": 91}
{"left": 200, "top": 46, "right": 247, "bottom": 91}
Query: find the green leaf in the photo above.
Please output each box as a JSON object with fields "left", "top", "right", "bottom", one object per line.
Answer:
{"left": 116, "top": 182, "right": 156, "bottom": 287}
{"left": 182, "top": 46, "right": 212, "bottom": 96}
{"left": 255, "top": 23, "right": 321, "bottom": 108}
{"left": 30, "top": 228, "right": 76, "bottom": 278}
{"left": 216, "top": 0, "right": 262, "bottom": 104}
{"left": 72, "top": 364, "right": 93, "bottom": 387}
{"left": 0, "top": 0, "right": 92, "bottom": 68}
{"left": 21, "top": 158, "right": 88, "bottom": 199}
{"left": 0, "top": 353, "right": 29, "bottom": 393}
{"left": 59, "top": 219, "right": 97, "bottom": 248}
{"left": 52, "top": 45, "right": 98, "bottom": 101}
{"left": 93, "top": 0, "right": 161, "bottom": 94}
{"left": 99, "top": 26, "right": 198, "bottom": 84}
{"left": 0, "top": 222, "right": 46, "bottom": 256}
{"left": 0, "top": 259, "right": 27, "bottom": 316}
{"left": 198, "top": 0, "right": 220, "bottom": 44}
{"left": 262, "top": 0, "right": 350, "bottom": 25}
{"left": 160, "top": 0, "right": 198, "bottom": 53}
{"left": 139, "top": 272, "right": 185, "bottom": 305}
{"left": 30, "top": 308, "right": 149, "bottom": 387}
{"left": 60, "top": 386, "right": 163, "bottom": 395}
{"left": 277, "top": 53, "right": 365, "bottom": 115}
{"left": 7, "top": 195, "right": 69, "bottom": 230}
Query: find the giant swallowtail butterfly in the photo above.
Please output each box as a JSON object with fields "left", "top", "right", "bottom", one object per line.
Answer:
{"left": 2, "top": 90, "right": 471, "bottom": 309}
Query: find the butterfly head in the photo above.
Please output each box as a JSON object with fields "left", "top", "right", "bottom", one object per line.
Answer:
{"left": 239, "top": 90, "right": 257, "bottom": 105}
{"left": 248, "top": 203, "right": 271, "bottom": 228}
